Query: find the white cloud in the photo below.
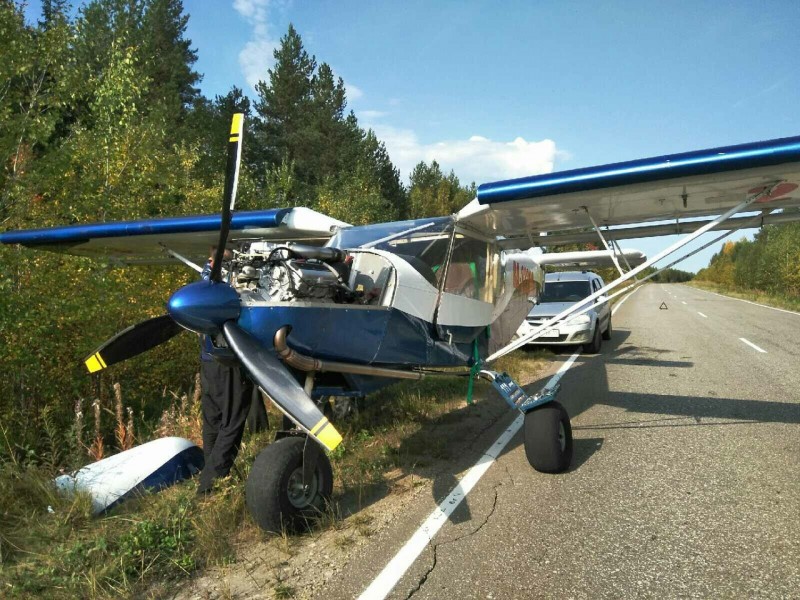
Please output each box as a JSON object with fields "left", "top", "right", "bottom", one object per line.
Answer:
{"left": 357, "top": 109, "right": 387, "bottom": 120}
{"left": 233, "top": 0, "right": 278, "bottom": 91}
{"left": 344, "top": 81, "right": 363, "bottom": 102}
{"left": 364, "top": 121, "right": 558, "bottom": 186}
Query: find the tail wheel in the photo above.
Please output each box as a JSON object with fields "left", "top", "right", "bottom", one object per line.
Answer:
{"left": 523, "top": 401, "right": 573, "bottom": 473}
{"left": 246, "top": 436, "right": 333, "bottom": 533}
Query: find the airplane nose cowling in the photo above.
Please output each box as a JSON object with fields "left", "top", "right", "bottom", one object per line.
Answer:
{"left": 167, "top": 280, "right": 240, "bottom": 334}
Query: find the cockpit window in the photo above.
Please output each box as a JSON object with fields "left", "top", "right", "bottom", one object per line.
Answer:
{"left": 327, "top": 217, "right": 453, "bottom": 285}
{"left": 441, "top": 232, "right": 501, "bottom": 304}
{"left": 540, "top": 280, "right": 591, "bottom": 303}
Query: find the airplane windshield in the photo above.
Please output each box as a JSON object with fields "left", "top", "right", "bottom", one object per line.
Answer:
{"left": 328, "top": 217, "right": 453, "bottom": 285}
{"left": 540, "top": 280, "right": 592, "bottom": 303}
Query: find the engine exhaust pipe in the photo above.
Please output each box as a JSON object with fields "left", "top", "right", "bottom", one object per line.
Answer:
{"left": 274, "top": 326, "right": 423, "bottom": 380}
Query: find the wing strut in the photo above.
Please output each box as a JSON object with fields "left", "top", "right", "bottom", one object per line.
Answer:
{"left": 486, "top": 183, "right": 782, "bottom": 363}
{"left": 612, "top": 239, "right": 636, "bottom": 277}
{"left": 159, "top": 243, "right": 203, "bottom": 273}
{"left": 584, "top": 208, "right": 625, "bottom": 276}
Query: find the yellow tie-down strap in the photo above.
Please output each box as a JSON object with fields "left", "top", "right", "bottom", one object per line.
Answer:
{"left": 310, "top": 416, "right": 343, "bottom": 452}
{"left": 85, "top": 352, "right": 107, "bottom": 373}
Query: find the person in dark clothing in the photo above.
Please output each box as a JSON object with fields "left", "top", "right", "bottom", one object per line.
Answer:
{"left": 196, "top": 249, "right": 267, "bottom": 495}
{"left": 247, "top": 387, "right": 270, "bottom": 433}
{"left": 197, "top": 356, "right": 254, "bottom": 494}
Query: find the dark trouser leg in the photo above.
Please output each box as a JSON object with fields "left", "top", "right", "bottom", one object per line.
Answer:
{"left": 247, "top": 385, "right": 269, "bottom": 433}
{"left": 199, "top": 360, "right": 223, "bottom": 493}
{"left": 201, "top": 363, "right": 253, "bottom": 489}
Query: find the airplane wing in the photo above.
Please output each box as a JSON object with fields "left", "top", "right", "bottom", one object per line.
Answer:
{"left": 458, "top": 135, "right": 800, "bottom": 248}
{"left": 0, "top": 207, "right": 351, "bottom": 265}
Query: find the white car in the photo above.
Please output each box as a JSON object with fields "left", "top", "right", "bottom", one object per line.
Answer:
{"left": 519, "top": 271, "right": 612, "bottom": 353}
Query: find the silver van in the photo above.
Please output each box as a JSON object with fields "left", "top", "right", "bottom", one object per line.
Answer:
{"left": 520, "top": 271, "right": 611, "bottom": 353}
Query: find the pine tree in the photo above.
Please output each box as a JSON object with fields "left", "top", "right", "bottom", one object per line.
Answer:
{"left": 140, "top": 0, "right": 200, "bottom": 116}
{"left": 253, "top": 23, "right": 316, "bottom": 193}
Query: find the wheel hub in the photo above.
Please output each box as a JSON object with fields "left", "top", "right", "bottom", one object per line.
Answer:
{"left": 287, "top": 467, "right": 318, "bottom": 508}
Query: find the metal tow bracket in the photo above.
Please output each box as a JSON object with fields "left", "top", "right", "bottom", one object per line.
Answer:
{"left": 479, "top": 370, "right": 562, "bottom": 414}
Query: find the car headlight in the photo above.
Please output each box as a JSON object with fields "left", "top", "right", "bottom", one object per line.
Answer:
{"left": 565, "top": 314, "right": 591, "bottom": 326}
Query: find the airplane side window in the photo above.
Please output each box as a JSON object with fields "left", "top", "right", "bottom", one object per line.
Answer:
{"left": 443, "top": 235, "right": 494, "bottom": 303}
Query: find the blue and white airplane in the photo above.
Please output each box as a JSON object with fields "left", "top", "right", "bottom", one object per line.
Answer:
{"left": 3, "top": 114, "right": 800, "bottom": 531}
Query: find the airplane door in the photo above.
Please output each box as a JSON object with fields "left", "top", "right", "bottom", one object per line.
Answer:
{"left": 434, "top": 231, "right": 500, "bottom": 343}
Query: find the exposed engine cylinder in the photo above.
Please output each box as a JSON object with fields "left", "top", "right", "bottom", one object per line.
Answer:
{"left": 264, "top": 260, "right": 340, "bottom": 301}
{"left": 230, "top": 242, "right": 360, "bottom": 304}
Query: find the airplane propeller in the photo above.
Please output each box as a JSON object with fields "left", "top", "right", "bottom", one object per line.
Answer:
{"left": 84, "top": 315, "right": 184, "bottom": 373}
{"left": 82, "top": 114, "right": 246, "bottom": 373}
{"left": 82, "top": 113, "right": 342, "bottom": 451}
{"left": 209, "top": 113, "right": 243, "bottom": 282}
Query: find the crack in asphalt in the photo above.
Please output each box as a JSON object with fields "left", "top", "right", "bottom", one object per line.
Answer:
{"left": 406, "top": 486, "right": 501, "bottom": 599}
{"left": 405, "top": 541, "right": 437, "bottom": 599}
{"left": 499, "top": 461, "right": 516, "bottom": 487}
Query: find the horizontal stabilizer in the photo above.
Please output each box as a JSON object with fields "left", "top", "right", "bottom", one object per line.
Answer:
{"left": 515, "top": 248, "right": 647, "bottom": 269}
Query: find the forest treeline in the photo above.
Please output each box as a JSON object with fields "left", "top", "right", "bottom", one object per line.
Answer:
{"left": 694, "top": 224, "right": 800, "bottom": 298}
{"left": 0, "top": 0, "right": 474, "bottom": 460}
{"left": 650, "top": 268, "right": 694, "bottom": 283}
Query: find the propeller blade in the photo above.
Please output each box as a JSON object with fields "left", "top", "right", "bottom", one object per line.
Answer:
{"left": 84, "top": 315, "right": 184, "bottom": 373}
{"left": 210, "top": 113, "right": 245, "bottom": 282}
{"left": 222, "top": 321, "right": 343, "bottom": 452}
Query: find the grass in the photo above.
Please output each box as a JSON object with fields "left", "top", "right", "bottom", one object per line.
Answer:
{"left": 0, "top": 350, "right": 550, "bottom": 598}
{"left": 686, "top": 280, "right": 800, "bottom": 313}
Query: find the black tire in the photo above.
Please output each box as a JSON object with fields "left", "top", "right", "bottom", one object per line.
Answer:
{"left": 246, "top": 436, "right": 333, "bottom": 533}
{"left": 584, "top": 321, "right": 602, "bottom": 353}
{"left": 523, "top": 401, "right": 573, "bottom": 473}
{"left": 602, "top": 317, "right": 612, "bottom": 340}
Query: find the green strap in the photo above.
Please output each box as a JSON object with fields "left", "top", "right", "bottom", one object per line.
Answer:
{"left": 465, "top": 329, "right": 485, "bottom": 405}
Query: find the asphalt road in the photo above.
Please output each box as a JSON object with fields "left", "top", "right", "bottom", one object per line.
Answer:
{"left": 318, "top": 284, "right": 800, "bottom": 599}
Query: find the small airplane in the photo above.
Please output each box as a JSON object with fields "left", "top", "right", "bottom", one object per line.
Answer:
{"left": 3, "top": 114, "right": 800, "bottom": 531}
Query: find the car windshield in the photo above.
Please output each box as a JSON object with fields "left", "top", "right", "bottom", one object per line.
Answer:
{"left": 540, "top": 280, "right": 591, "bottom": 303}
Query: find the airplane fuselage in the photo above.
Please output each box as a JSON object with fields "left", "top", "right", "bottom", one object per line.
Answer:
{"left": 167, "top": 216, "right": 543, "bottom": 398}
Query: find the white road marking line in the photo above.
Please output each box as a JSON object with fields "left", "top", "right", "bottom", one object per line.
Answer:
{"left": 358, "top": 351, "right": 583, "bottom": 600}
{"left": 612, "top": 285, "right": 641, "bottom": 316}
{"left": 739, "top": 338, "right": 767, "bottom": 353}
{"left": 697, "top": 312, "right": 708, "bottom": 318}
{"left": 684, "top": 286, "right": 800, "bottom": 317}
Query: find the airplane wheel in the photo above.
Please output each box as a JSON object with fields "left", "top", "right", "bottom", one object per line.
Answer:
{"left": 523, "top": 401, "right": 573, "bottom": 473}
{"left": 584, "top": 323, "right": 602, "bottom": 353}
{"left": 602, "top": 318, "right": 612, "bottom": 340}
{"left": 246, "top": 437, "right": 333, "bottom": 533}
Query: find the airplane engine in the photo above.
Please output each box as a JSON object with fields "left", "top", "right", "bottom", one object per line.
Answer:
{"left": 263, "top": 259, "right": 341, "bottom": 301}
{"left": 231, "top": 243, "right": 360, "bottom": 304}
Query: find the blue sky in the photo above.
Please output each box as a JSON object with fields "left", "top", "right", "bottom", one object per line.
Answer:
{"left": 24, "top": 0, "right": 800, "bottom": 271}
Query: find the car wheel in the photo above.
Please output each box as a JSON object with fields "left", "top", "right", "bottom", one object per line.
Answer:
{"left": 602, "top": 317, "right": 612, "bottom": 340}
{"left": 584, "top": 322, "right": 602, "bottom": 353}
